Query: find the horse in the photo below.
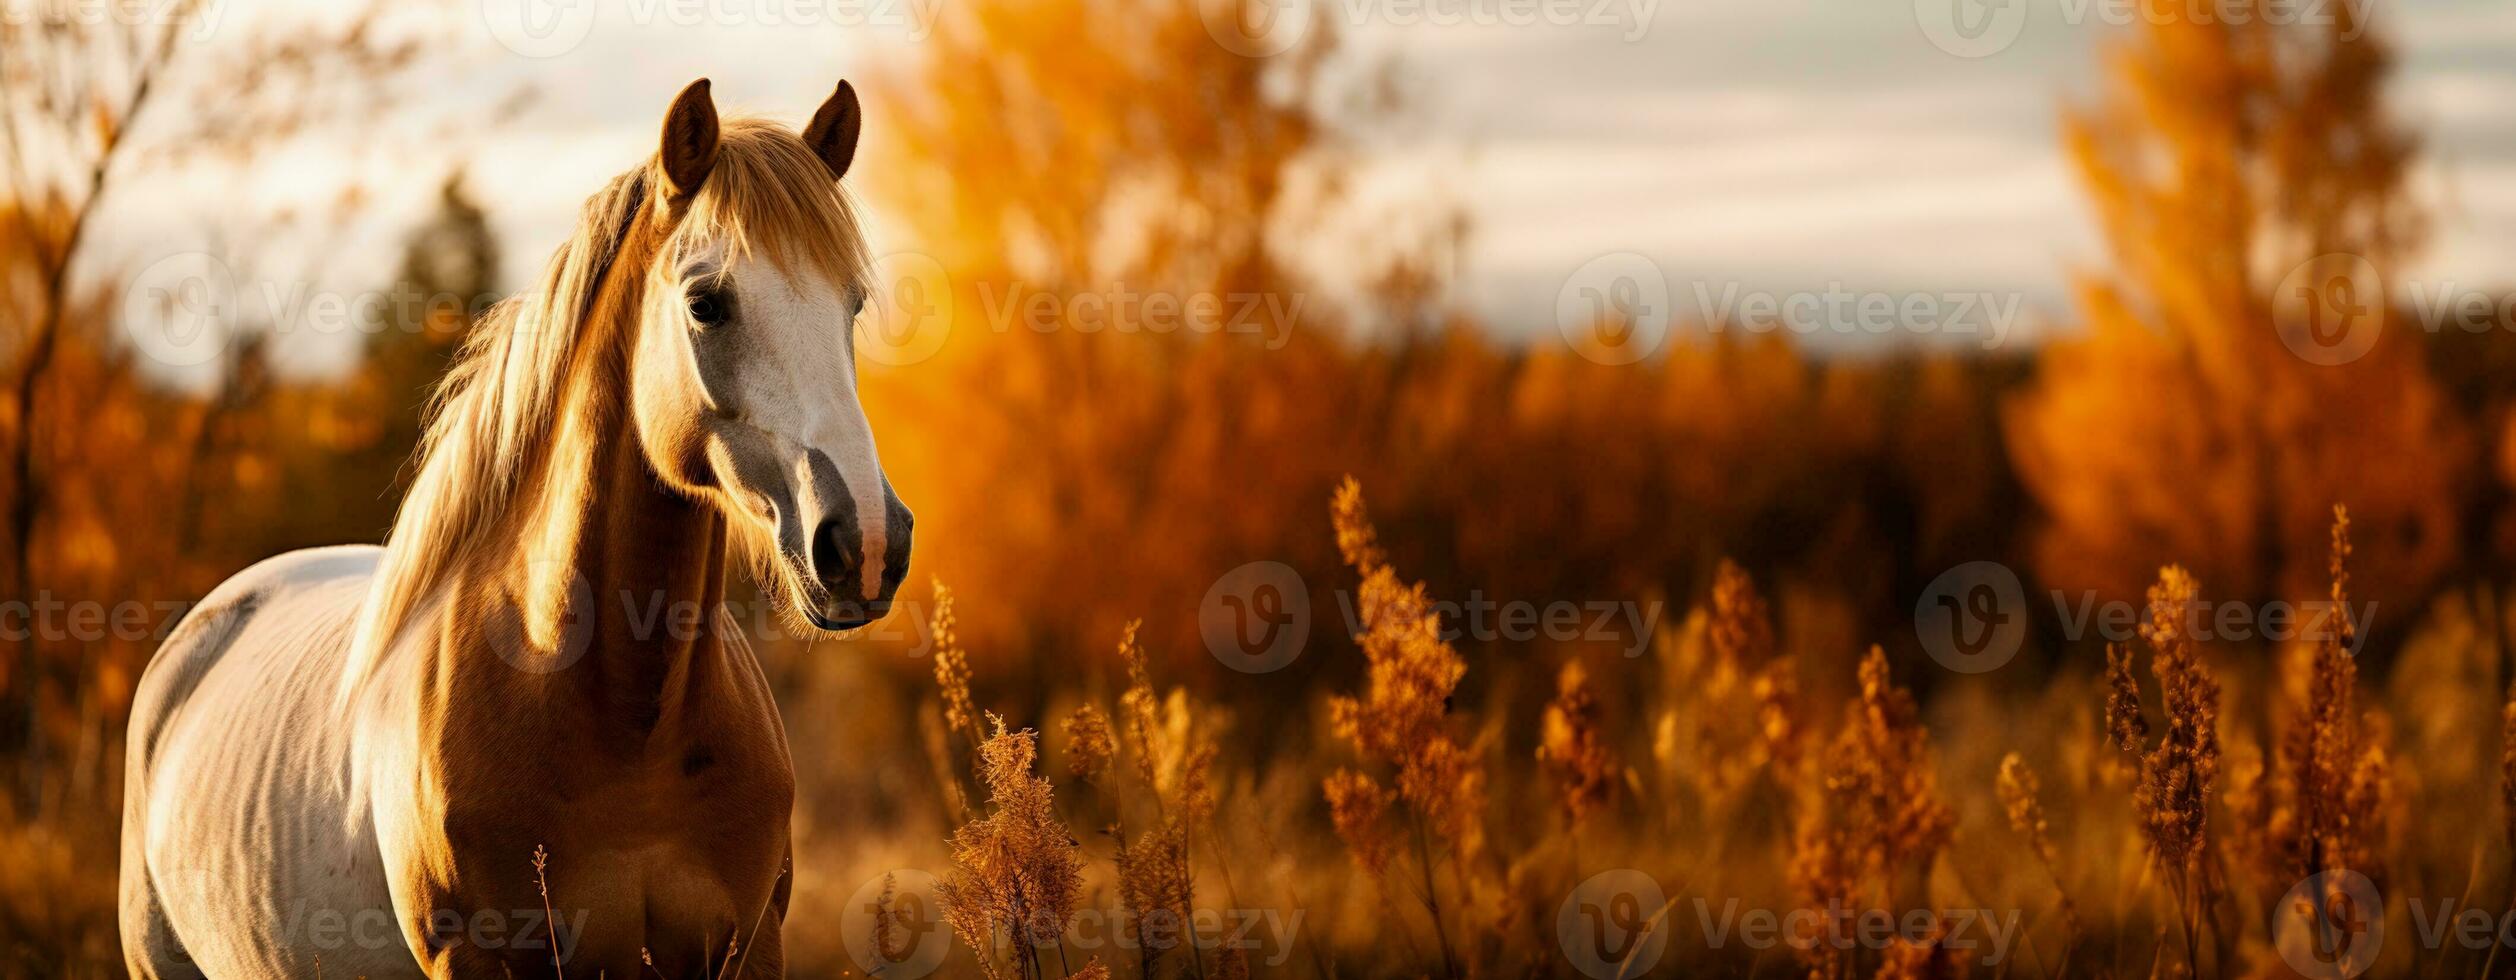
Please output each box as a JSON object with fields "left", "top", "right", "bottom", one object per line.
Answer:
{"left": 117, "top": 77, "right": 912, "bottom": 978}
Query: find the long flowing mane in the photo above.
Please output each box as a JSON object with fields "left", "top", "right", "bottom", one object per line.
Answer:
{"left": 349, "top": 119, "right": 873, "bottom": 670}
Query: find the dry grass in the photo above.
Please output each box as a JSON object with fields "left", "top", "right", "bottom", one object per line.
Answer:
{"left": 864, "top": 483, "right": 2508, "bottom": 980}
{"left": 9, "top": 475, "right": 2507, "bottom": 978}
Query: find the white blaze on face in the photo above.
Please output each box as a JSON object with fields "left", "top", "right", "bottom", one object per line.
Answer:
{"left": 720, "top": 257, "right": 890, "bottom": 602}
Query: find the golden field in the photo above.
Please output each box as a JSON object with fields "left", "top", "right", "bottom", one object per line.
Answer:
{"left": 6, "top": 0, "right": 2516, "bottom": 977}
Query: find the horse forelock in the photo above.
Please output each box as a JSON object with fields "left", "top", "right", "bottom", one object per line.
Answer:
{"left": 665, "top": 117, "right": 872, "bottom": 292}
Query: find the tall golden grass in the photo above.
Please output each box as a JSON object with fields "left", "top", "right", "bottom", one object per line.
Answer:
{"left": 860, "top": 484, "right": 2500, "bottom": 978}
{"left": 6, "top": 0, "right": 2516, "bottom": 977}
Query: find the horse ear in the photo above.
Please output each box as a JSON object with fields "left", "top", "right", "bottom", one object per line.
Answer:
{"left": 659, "top": 78, "right": 720, "bottom": 202}
{"left": 800, "top": 80, "right": 862, "bottom": 182}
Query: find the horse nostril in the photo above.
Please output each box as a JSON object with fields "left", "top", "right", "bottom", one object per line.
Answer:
{"left": 810, "top": 520, "right": 854, "bottom": 582}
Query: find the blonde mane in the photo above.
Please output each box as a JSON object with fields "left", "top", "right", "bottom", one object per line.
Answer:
{"left": 349, "top": 118, "right": 872, "bottom": 670}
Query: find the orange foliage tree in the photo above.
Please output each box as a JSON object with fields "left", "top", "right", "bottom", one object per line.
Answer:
{"left": 851, "top": 0, "right": 1437, "bottom": 665}
{"left": 2006, "top": 0, "right": 2470, "bottom": 616}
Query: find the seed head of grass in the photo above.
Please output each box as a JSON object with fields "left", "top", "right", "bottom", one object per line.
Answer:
{"left": 1323, "top": 768, "right": 1396, "bottom": 876}
{"left": 1536, "top": 658, "right": 1616, "bottom": 827}
{"left": 1997, "top": 753, "right": 2056, "bottom": 869}
{"left": 1710, "top": 559, "right": 1774, "bottom": 662}
{"left": 1325, "top": 477, "right": 1486, "bottom": 852}
{"left": 939, "top": 717, "right": 1085, "bottom": 965}
{"left": 931, "top": 582, "right": 978, "bottom": 747}
{"left": 2131, "top": 566, "right": 2219, "bottom": 874}
{"left": 1789, "top": 647, "right": 1953, "bottom": 975}
{"left": 1116, "top": 818, "right": 1194, "bottom": 961}
{"left": 2268, "top": 507, "right": 2388, "bottom": 880}
{"left": 872, "top": 872, "right": 913, "bottom": 964}
{"left": 1999, "top": 751, "right": 2080, "bottom": 945}
{"left": 2103, "top": 642, "right": 2147, "bottom": 754}
{"left": 1116, "top": 620, "right": 1164, "bottom": 791}
{"left": 1061, "top": 702, "right": 1116, "bottom": 783}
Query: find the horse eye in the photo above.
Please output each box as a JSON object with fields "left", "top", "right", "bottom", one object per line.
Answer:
{"left": 688, "top": 288, "right": 728, "bottom": 327}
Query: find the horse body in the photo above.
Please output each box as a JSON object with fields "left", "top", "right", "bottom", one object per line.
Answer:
{"left": 366, "top": 404, "right": 799, "bottom": 978}
{"left": 121, "top": 546, "right": 412, "bottom": 979}
{"left": 121, "top": 79, "right": 902, "bottom": 979}
{"left": 122, "top": 534, "right": 796, "bottom": 978}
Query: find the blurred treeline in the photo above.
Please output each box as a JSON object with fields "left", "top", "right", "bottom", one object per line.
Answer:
{"left": 2, "top": 0, "right": 2516, "bottom": 972}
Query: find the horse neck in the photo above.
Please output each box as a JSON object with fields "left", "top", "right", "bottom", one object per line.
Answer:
{"left": 492, "top": 218, "right": 732, "bottom": 737}
{"left": 529, "top": 394, "right": 732, "bottom": 734}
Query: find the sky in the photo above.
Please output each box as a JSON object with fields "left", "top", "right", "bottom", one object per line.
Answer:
{"left": 84, "top": 0, "right": 2516, "bottom": 377}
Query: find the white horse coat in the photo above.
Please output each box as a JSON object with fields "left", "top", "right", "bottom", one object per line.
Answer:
{"left": 120, "top": 545, "right": 428, "bottom": 978}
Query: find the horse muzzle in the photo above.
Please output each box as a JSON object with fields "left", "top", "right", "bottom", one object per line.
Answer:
{"left": 802, "top": 491, "right": 912, "bottom": 630}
